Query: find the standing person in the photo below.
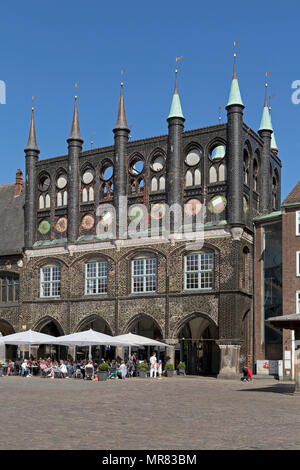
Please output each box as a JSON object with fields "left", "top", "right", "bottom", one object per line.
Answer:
{"left": 157, "top": 360, "right": 162, "bottom": 379}
{"left": 150, "top": 352, "right": 157, "bottom": 378}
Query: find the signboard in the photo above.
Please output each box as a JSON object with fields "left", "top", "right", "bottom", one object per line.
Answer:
{"left": 256, "top": 360, "right": 279, "bottom": 376}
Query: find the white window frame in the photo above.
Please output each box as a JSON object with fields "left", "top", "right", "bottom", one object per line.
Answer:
{"left": 296, "top": 211, "right": 300, "bottom": 236}
{"left": 296, "top": 291, "right": 300, "bottom": 314}
{"left": 184, "top": 252, "right": 214, "bottom": 291}
{"left": 131, "top": 258, "right": 157, "bottom": 294}
{"left": 85, "top": 261, "right": 108, "bottom": 295}
{"left": 40, "top": 265, "right": 61, "bottom": 298}
{"left": 297, "top": 252, "right": 300, "bottom": 277}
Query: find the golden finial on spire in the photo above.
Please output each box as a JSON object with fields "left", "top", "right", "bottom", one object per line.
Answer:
{"left": 121, "top": 69, "right": 125, "bottom": 86}
{"left": 233, "top": 39, "right": 241, "bottom": 77}
{"left": 269, "top": 94, "right": 275, "bottom": 112}
{"left": 31, "top": 95, "right": 36, "bottom": 111}
{"left": 218, "top": 105, "right": 225, "bottom": 123}
{"left": 75, "top": 82, "right": 80, "bottom": 100}
{"left": 264, "top": 71, "right": 273, "bottom": 106}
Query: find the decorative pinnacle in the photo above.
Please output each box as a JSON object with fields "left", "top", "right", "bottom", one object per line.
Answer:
{"left": 68, "top": 95, "right": 83, "bottom": 142}
{"left": 25, "top": 106, "right": 39, "bottom": 152}
{"left": 114, "top": 80, "right": 129, "bottom": 131}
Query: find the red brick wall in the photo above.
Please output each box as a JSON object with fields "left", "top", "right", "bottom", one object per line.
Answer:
{"left": 282, "top": 206, "right": 300, "bottom": 377}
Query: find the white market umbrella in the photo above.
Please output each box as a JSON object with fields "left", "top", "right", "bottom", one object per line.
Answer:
{"left": 50, "top": 329, "right": 127, "bottom": 347}
{"left": 0, "top": 329, "right": 57, "bottom": 345}
{"left": 113, "top": 332, "right": 166, "bottom": 347}
{"left": 0, "top": 329, "right": 57, "bottom": 359}
{"left": 50, "top": 329, "right": 131, "bottom": 360}
{"left": 112, "top": 332, "right": 167, "bottom": 359}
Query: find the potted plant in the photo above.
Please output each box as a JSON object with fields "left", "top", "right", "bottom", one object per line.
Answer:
{"left": 97, "top": 362, "right": 109, "bottom": 381}
{"left": 166, "top": 363, "right": 175, "bottom": 377}
{"left": 138, "top": 363, "right": 148, "bottom": 378}
{"left": 177, "top": 362, "right": 186, "bottom": 375}
{"left": 0, "top": 361, "right": 3, "bottom": 377}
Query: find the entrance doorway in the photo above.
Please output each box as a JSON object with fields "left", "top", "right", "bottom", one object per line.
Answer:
{"left": 175, "top": 314, "right": 219, "bottom": 375}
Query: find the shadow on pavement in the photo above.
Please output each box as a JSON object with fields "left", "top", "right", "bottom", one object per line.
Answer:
{"left": 238, "top": 383, "right": 295, "bottom": 395}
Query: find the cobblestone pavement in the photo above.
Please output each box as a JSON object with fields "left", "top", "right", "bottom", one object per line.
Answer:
{"left": 0, "top": 375, "right": 299, "bottom": 450}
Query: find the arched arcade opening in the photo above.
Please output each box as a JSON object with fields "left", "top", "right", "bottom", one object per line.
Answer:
{"left": 173, "top": 314, "right": 219, "bottom": 375}
{"left": 75, "top": 315, "right": 114, "bottom": 361}
{"left": 0, "top": 319, "right": 15, "bottom": 361}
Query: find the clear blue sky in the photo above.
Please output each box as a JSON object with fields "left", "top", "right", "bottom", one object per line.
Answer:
{"left": 0, "top": 0, "right": 299, "bottom": 199}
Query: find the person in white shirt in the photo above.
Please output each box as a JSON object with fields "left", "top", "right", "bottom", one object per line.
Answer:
{"left": 59, "top": 360, "right": 67, "bottom": 377}
{"left": 150, "top": 352, "right": 157, "bottom": 378}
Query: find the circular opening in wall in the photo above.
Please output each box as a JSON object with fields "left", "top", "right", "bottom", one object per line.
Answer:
{"left": 82, "top": 169, "right": 95, "bottom": 185}
{"left": 38, "top": 220, "right": 51, "bottom": 234}
{"left": 210, "top": 145, "right": 226, "bottom": 161}
{"left": 101, "top": 162, "right": 114, "bottom": 181}
{"left": 184, "top": 199, "right": 202, "bottom": 216}
{"left": 56, "top": 174, "right": 67, "bottom": 189}
{"left": 38, "top": 174, "right": 50, "bottom": 192}
{"left": 208, "top": 195, "right": 227, "bottom": 214}
{"left": 151, "top": 155, "right": 165, "bottom": 172}
{"left": 130, "top": 157, "right": 144, "bottom": 176}
{"left": 185, "top": 149, "right": 201, "bottom": 166}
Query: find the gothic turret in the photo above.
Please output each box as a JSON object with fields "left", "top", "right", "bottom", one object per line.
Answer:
{"left": 67, "top": 96, "right": 83, "bottom": 243}
{"left": 113, "top": 83, "right": 130, "bottom": 237}
{"left": 226, "top": 56, "right": 245, "bottom": 240}
{"left": 166, "top": 71, "right": 185, "bottom": 231}
{"left": 258, "top": 84, "right": 273, "bottom": 214}
{"left": 24, "top": 108, "right": 40, "bottom": 249}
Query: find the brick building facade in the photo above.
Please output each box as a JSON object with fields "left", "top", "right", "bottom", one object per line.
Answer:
{"left": 0, "top": 65, "right": 281, "bottom": 377}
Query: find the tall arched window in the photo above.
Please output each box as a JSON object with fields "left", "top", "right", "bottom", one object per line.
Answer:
{"left": 243, "top": 150, "right": 250, "bottom": 185}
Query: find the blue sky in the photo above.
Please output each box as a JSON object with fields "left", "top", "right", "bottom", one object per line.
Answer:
{"left": 0, "top": 0, "right": 299, "bottom": 199}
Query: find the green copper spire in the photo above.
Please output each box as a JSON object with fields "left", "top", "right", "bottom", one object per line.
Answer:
{"left": 227, "top": 57, "right": 244, "bottom": 107}
{"left": 167, "top": 71, "right": 184, "bottom": 119}
{"left": 269, "top": 109, "right": 278, "bottom": 151}
{"left": 259, "top": 84, "right": 273, "bottom": 132}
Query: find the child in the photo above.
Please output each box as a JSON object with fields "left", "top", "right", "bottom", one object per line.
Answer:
{"left": 157, "top": 360, "right": 162, "bottom": 379}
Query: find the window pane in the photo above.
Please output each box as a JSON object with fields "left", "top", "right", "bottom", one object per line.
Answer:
{"left": 132, "top": 258, "right": 156, "bottom": 293}
{"left": 185, "top": 253, "right": 214, "bottom": 290}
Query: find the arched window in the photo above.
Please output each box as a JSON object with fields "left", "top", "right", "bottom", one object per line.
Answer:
{"left": 209, "top": 166, "right": 217, "bottom": 183}
{"left": 45, "top": 194, "right": 51, "bottom": 208}
{"left": 272, "top": 176, "right": 278, "bottom": 209}
{"left": 242, "top": 246, "right": 250, "bottom": 289}
{"left": 63, "top": 191, "right": 68, "bottom": 206}
{"left": 39, "top": 195, "right": 44, "bottom": 210}
{"left": 57, "top": 192, "right": 63, "bottom": 207}
{"left": 253, "top": 158, "right": 259, "bottom": 192}
{"left": 40, "top": 265, "right": 61, "bottom": 298}
{"left": 159, "top": 176, "right": 165, "bottom": 191}
{"left": 243, "top": 150, "right": 250, "bottom": 185}
{"left": 151, "top": 177, "right": 158, "bottom": 192}
{"left": 0, "top": 273, "right": 19, "bottom": 303}
{"left": 185, "top": 170, "right": 193, "bottom": 187}
{"left": 194, "top": 169, "right": 201, "bottom": 185}
{"left": 219, "top": 163, "right": 226, "bottom": 182}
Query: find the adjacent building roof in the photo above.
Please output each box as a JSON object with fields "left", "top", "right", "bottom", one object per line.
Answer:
{"left": 282, "top": 181, "right": 300, "bottom": 205}
{"left": 0, "top": 183, "right": 24, "bottom": 255}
